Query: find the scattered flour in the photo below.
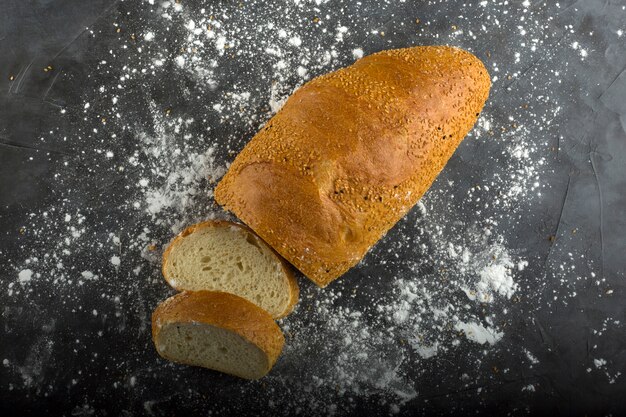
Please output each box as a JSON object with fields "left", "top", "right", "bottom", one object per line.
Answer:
{"left": 352, "top": 48, "right": 364, "bottom": 59}
{"left": 454, "top": 321, "right": 504, "bottom": 345}
{"left": 137, "top": 111, "right": 226, "bottom": 232}
{"left": 7, "top": 0, "right": 612, "bottom": 414}
{"left": 18, "top": 269, "right": 33, "bottom": 284}
{"left": 81, "top": 271, "right": 95, "bottom": 280}
{"left": 476, "top": 260, "right": 518, "bottom": 301}
{"left": 524, "top": 348, "right": 540, "bottom": 365}
{"left": 8, "top": 2, "right": 540, "bottom": 408}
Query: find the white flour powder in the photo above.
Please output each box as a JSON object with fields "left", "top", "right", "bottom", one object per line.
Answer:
{"left": 6, "top": 0, "right": 619, "bottom": 414}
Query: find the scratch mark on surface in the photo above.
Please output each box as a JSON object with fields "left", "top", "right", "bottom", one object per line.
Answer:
{"left": 589, "top": 151, "right": 605, "bottom": 278}
{"left": 419, "top": 374, "right": 545, "bottom": 401}
{"left": 564, "top": 133, "right": 587, "bottom": 157}
{"left": 9, "top": 58, "right": 35, "bottom": 94}
{"left": 13, "top": 58, "right": 36, "bottom": 95}
{"left": 0, "top": 138, "right": 73, "bottom": 156}
{"left": 50, "top": 29, "right": 89, "bottom": 62}
{"left": 600, "top": 68, "right": 626, "bottom": 100}
{"left": 504, "top": 56, "right": 544, "bottom": 90}
{"left": 50, "top": 0, "right": 122, "bottom": 61}
{"left": 7, "top": 66, "right": 22, "bottom": 94}
{"left": 543, "top": 175, "right": 572, "bottom": 269}
{"left": 83, "top": 167, "right": 143, "bottom": 204}
{"left": 43, "top": 99, "right": 64, "bottom": 109}
{"left": 418, "top": 383, "right": 491, "bottom": 401}
{"left": 493, "top": 32, "right": 568, "bottom": 99}
{"left": 532, "top": 313, "right": 554, "bottom": 349}
{"left": 557, "top": 0, "right": 581, "bottom": 16}
{"left": 42, "top": 70, "right": 62, "bottom": 102}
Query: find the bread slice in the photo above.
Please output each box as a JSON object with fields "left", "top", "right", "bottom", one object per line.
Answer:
{"left": 162, "top": 220, "right": 298, "bottom": 319}
{"left": 152, "top": 291, "right": 284, "bottom": 379}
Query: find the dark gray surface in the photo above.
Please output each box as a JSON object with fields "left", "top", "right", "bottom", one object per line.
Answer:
{"left": 1, "top": 0, "right": 625, "bottom": 416}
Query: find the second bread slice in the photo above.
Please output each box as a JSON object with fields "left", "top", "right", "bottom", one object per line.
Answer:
{"left": 152, "top": 291, "right": 284, "bottom": 379}
{"left": 162, "top": 220, "right": 299, "bottom": 319}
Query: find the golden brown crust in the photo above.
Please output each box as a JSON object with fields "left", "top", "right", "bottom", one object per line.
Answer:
{"left": 215, "top": 46, "right": 491, "bottom": 287}
{"left": 151, "top": 291, "right": 285, "bottom": 375}
{"left": 161, "top": 220, "right": 299, "bottom": 318}
{"left": 279, "top": 261, "right": 299, "bottom": 319}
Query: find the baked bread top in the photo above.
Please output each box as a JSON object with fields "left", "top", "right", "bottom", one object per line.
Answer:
{"left": 215, "top": 46, "right": 491, "bottom": 287}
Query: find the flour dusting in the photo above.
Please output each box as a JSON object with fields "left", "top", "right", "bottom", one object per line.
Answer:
{"left": 4, "top": 0, "right": 620, "bottom": 415}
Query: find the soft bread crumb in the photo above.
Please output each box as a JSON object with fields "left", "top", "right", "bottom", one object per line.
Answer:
{"left": 151, "top": 291, "right": 284, "bottom": 380}
{"left": 162, "top": 221, "right": 298, "bottom": 318}
{"left": 157, "top": 323, "right": 269, "bottom": 379}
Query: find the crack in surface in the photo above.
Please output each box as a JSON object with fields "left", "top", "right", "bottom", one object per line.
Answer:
{"left": 49, "top": 0, "right": 121, "bottom": 61}
{"left": 543, "top": 174, "right": 572, "bottom": 269}
{"left": 0, "top": 137, "right": 74, "bottom": 156}
{"left": 492, "top": 32, "right": 569, "bottom": 100}
{"left": 589, "top": 151, "right": 605, "bottom": 278}
{"left": 42, "top": 70, "right": 62, "bottom": 102}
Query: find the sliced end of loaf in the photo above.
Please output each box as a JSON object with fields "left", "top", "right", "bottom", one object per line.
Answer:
{"left": 162, "top": 220, "right": 299, "bottom": 318}
{"left": 152, "top": 291, "right": 284, "bottom": 379}
{"left": 155, "top": 322, "right": 271, "bottom": 379}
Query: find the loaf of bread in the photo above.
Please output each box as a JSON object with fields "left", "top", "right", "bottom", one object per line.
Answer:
{"left": 215, "top": 46, "right": 491, "bottom": 287}
{"left": 162, "top": 220, "right": 299, "bottom": 318}
{"left": 152, "top": 291, "right": 284, "bottom": 379}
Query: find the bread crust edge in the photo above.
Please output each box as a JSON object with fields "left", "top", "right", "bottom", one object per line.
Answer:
{"left": 151, "top": 290, "right": 285, "bottom": 379}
